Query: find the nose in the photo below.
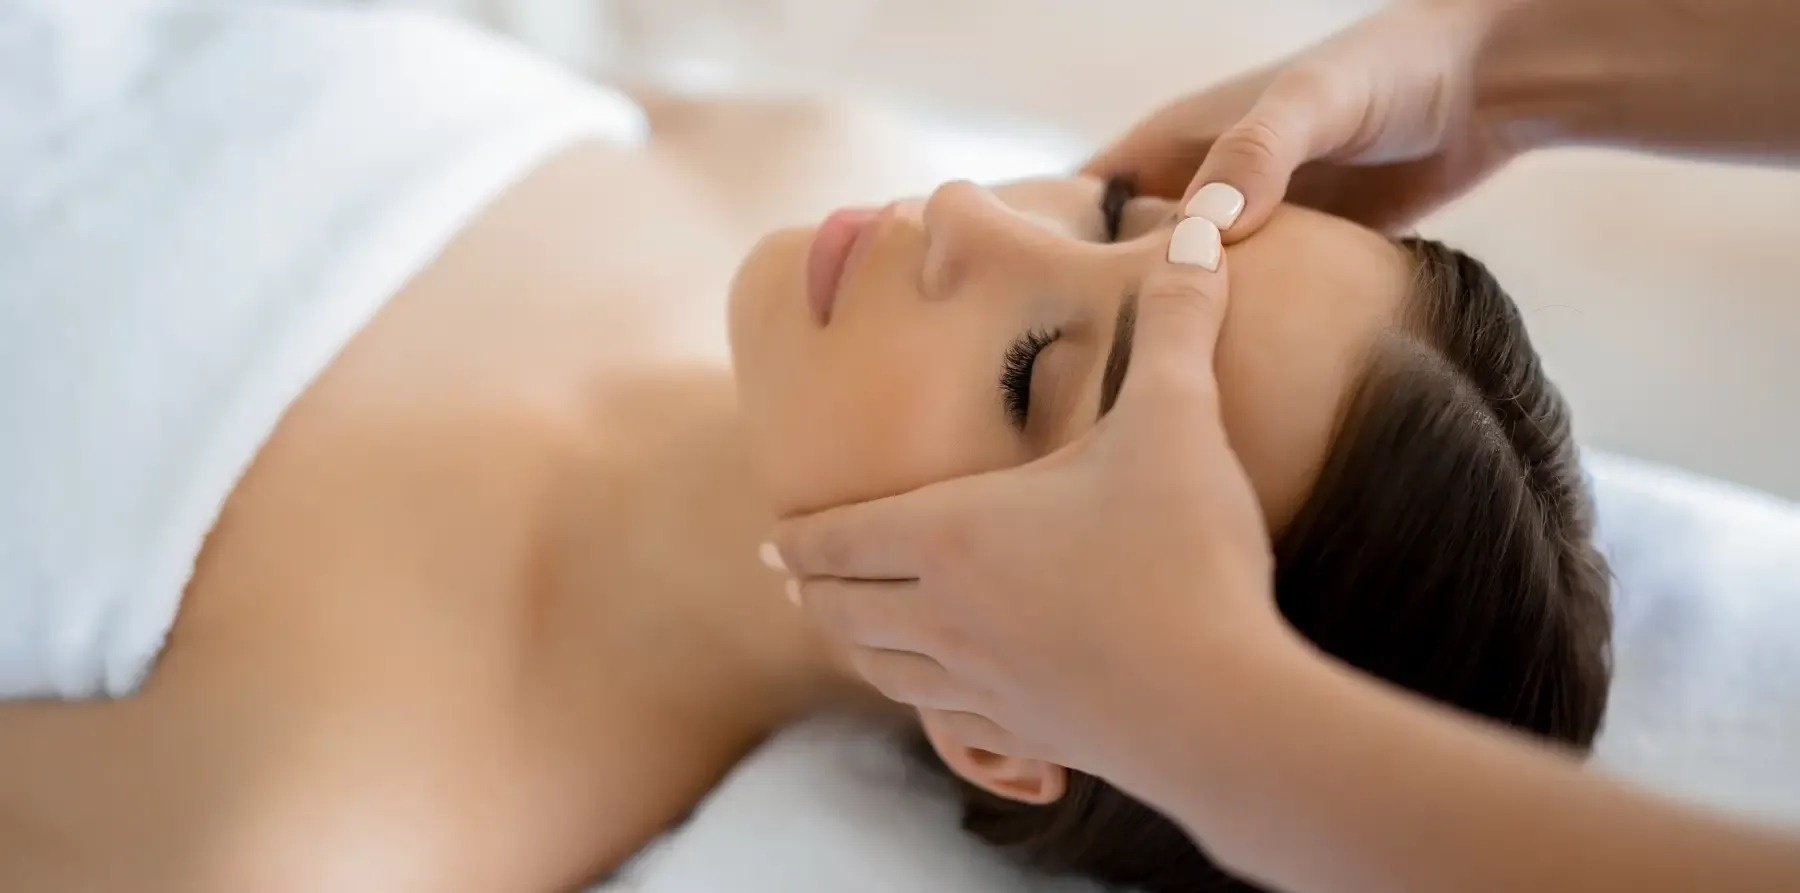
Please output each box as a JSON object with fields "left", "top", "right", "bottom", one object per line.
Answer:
{"left": 919, "top": 180, "right": 1100, "bottom": 299}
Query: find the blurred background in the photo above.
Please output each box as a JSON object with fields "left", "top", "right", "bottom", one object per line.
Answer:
{"left": 402, "top": 0, "right": 1800, "bottom": 499}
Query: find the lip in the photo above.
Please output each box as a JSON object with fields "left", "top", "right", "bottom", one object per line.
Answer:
{"left": 806, "top": 206, "right": 879, "bottom": 326}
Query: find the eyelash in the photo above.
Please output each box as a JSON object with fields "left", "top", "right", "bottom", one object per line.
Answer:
{"left": 997, "top": 180, "right": 1134, "bottom": 430}
{"left": 1000, "top": 327, "right": 1060, "bottom": 430}
{"left": 1101, "top": 174, "right": 1135, "bottom": 243}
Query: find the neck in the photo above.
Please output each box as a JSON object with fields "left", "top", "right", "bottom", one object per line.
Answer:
{"left": 534, "top": 364, "right": 874, "bottom": 747}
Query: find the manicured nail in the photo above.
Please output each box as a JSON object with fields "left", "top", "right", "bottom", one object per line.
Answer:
{"left": 758, "top": 542, "right": 786, "bottom": 573}
{"left": 784, "top": 578, "right": 803, "bottom": 606}
{"left": 1168, "top": 217, "right": 1222, "bottom": 271}
{"left": 1184, "top": 183, "right": 1245, "bottom": 230}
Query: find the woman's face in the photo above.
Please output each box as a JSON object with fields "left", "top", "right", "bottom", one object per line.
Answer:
{"left": 729, "top": 177, "right": 1412, "bottom": 532}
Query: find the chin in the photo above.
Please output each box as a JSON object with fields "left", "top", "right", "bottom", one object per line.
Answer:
{"left": 726, "top": 226, "right": 815, "bottom": 515}
{"left": 727, "top": 226, "right": 812, "bottom": 367}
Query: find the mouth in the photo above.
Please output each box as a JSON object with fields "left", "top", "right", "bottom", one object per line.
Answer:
{"left": 806, "top": 206, "right": 879, "bottom": 326}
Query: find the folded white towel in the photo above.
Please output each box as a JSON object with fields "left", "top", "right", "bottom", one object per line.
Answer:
{"left": 0, "top": 2, "right": 645, "bottom": 700}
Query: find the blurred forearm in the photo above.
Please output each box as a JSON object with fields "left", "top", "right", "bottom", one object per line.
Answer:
{"left": 1476, "top": 0, "right": 1800, "bottom": 162}
{"left": 1137, "top": 643, "right": 1800, "bottom": 893}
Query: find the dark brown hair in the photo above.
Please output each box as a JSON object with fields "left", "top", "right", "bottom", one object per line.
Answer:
{"left": 936, "top": 237, "right": 1614, "bottom": 892}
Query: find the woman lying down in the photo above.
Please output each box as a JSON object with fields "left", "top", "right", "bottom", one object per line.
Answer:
{"left": 0, "top": 5, "right": 1611, "bottom": 891}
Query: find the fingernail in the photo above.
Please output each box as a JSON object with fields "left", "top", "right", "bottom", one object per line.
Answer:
{"left": 1184, "top": 183, "right": 1245, "bottom": 230}
{"left": 1168, "top": 217, "right": 1222, "bottom": 271}
{"left": 758, "top": 542, "right": 786, "bottom": 573}
{"left": 784, "top": 578, "right": 803, "bottom": 606}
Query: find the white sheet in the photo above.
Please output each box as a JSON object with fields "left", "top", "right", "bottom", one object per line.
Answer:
{"left": 601, "top": 454, "right": 1800, "bottom": 891}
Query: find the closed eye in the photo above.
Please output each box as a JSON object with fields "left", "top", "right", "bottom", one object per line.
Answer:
{"left": 997, "top": 177, "right": 1136, "bottom": 431}
{"left": 1000, "top": 327, "right": 1059, "bottom": 430}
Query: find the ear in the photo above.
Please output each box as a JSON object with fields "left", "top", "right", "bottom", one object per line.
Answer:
{"left": 920, "top": 711, "right": 1067, "bottom": 806}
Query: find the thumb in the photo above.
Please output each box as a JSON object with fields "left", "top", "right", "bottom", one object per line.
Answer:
{"left": 770, "top": 484, "right": 943, "bottom": 581}
{"left": 1081, "top": 72, "right": 1276, "bottom": 200}
{"left": 1185, "top": 72, "right": 1332, "bottom": 242}
{"left": 1118, "top": 218, "right": 1231, "bottom": 409}
{"left": 1081, "top": 120, "right": 1211, "bottom": 202}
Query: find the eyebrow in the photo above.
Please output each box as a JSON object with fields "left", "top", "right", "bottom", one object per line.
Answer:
{"left": 1098, "top": 292, "right": 1137, "bottom": 417}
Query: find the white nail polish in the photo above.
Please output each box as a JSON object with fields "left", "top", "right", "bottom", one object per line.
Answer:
{"left": 758, "top": 542, "right": 787, "bottom": 573}
{"left": 1185, "top": 183, "right": 1245, "bottom": 230}
{"left": 1168, "top": 217, "right": 1222, "bottom": 271}
{"left": 784, "top": 578, "right": 803, "bottom": 606}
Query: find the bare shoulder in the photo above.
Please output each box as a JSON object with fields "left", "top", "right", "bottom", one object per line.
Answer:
{"left": 2, "top": 136, "right": 795, "bottom": 888}
{"left": 72, "top": 153, "right": 614, "bottom": 889}
{"left": 0, "top": 670, "right": 533, "bottom": 890}
{"left": 163, "top": 141, "right": 704, "bottom": 684}
{"left": 123, "top": 382, "right": 580, "bottom": 891}
{"left": 90, "top": 370, "right": 607, "bottom": 890}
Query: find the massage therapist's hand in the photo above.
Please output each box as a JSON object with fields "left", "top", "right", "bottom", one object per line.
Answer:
{"left": 1086, "top": 0, "right": 1519, "bottom": 237}
{"left": 765, "top": 218, "right": 1298, "bottom": 791}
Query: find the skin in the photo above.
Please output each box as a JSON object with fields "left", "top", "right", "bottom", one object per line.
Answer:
{"left": 729, "top": 177, "right": 1408, "bottom": 529}
{"left": 3, "top": 114, "right": 842, "bottom": 892}
{"left": 1086, "top": 0, "right": 1518, "bottom": 235}
{"left": 776, "top": 1, "right": 1800, "bottom": 892}
{"left": 729, "top": 176, "right": 1408, "bottom": 800}
{"left": 1086, "top": 0, "right": 1800, "bottom": 238}
{"left": 0, "top": 102, "right": 1406, "bottom": 889}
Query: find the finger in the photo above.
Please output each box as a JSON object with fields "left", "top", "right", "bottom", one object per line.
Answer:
{"left": 1083, "top": 127, "right": 1213, "bottom": 203}
{"left": 769, "top": 485, "right": 950, "bottom": 580}
{"left": 1079, "top": 95, "right": 1210, "bottom": 194}
{"left": 1291, "top": 156, "right": 1470, "bottom": 234}
{"left": 1185, "top": 69, "right": 1336, "bottom": 242}
{"left": 1117, "top": 221, "right": 1231, "bottom": 406}
{"left": 918, "top": 709, "right": 1039, "bottom": 760}
{"left": 1081, "top": 74, "right": 1273, "bottom": 199}
{"left": 851, "top": 650, "right": 986, "bottom": 714}
{"left": 799, "top": 576, "right": 934, "bottom": 653}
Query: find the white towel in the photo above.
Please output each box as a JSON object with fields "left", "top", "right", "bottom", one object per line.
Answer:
{"left": 1588, "top": 454, "right": 1800, "bottom": 825}
{"left": 600, "top": 714, "right": 1105, "bottom": 893}
{"left": 0, "top": 1, "right": 645, "bottom": 700}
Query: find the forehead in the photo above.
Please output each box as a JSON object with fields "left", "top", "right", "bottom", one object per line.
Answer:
{"left": 1213, "top": 205, "right": 1413, "bottom": 530}
{"left": 957, "top": 180, "right": 1413, "bottom": 532}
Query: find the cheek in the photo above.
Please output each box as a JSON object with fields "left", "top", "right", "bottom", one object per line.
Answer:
{"left": 730, "top": 227, "right": 1032, "bottom": 515}
{"left": 728, "top": 226, "right": 811, "bottom": 363}
{"left": 765, "top": 378, "right": 967, "bottom": 514}
{"left": 737, "top": 328, "right": 1025, "bottom": 516}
